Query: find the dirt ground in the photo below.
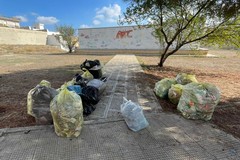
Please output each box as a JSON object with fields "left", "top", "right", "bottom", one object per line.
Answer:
{"left": 0, "top": 48, "right": 240, "bottom": 138}
{"left": 0, "top": 51, "right": 113, "bottom": 128}
{"left": 137, "top": 49, "right": 240, "bottom": 138}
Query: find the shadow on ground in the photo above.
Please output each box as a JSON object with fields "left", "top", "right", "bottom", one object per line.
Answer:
{"left": 0, "top": 65, "right": 81, "bottom": 128}
{"left": 136, "top": 66, "right": 240, "bottom": 139}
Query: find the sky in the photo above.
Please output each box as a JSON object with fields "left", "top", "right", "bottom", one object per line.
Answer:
{"left": 0, "top": 0, "right": 129, "bottom": 31}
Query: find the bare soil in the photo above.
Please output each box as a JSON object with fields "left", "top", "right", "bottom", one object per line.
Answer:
{"left": 137, "top": 49, "right": 240, "bottom": 138}
{"left": 0, "top": 47, "right": 113, "bottom": 128}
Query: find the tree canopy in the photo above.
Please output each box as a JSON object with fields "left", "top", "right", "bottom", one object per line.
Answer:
{"left": 122, "top": 0, "right": 240, "bottom": 67}
{"left": 56, "top": 25, "right": 79, "bottom": 53}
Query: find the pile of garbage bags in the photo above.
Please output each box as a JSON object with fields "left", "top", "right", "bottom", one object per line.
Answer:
{"left": 154, "top": 73, "right": 220, "bottom": 121}
{"left": 27, "top": 59, "right": 107, "bottom": 137}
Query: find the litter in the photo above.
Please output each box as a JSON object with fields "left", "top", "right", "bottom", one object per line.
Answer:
{"left": 58, "top": 78, "right": 76, "bottom": 91}
{"left": 50, "top": 84, "right": 83, "bottom": 137}
{"left": 81, "top": 86, "right": 99, "bottom": 105}
{"left": 121, "top": 97, "right": 149, "bottom": 132}
{"left": 80, "top": 96, "right": 96, "bottom": 116}
{"left": 81, "top": 69, "right": 94, "bottom": 80}
{"left": 74, "top": 74, "right": 87, "bottom": 87}
{"left": 79, "top": 86, "right": 99, "bottom": 116}
{"left": 80, "top": 59, "right": 103, "bottom": 79}
{"left": 27, "top": 80, "right": 58, "bottom": 125}
{"left": 87, "top": 77, "right": 107, "bottom": 94}
{"left": 177, "top": 82, "right": 221, "bottom": 121}
{"left": 80, "top": 59, "right": 100, "bottom": 70}
{"left": 176, "top": 73, "right": 198, "bottom": 85}
{"left": 26, "top": 59, "right": 106, "bottom": 137}
{"left": 67, "top": 85, "right": 82, "bottom": 95}
{"left": 154, "top": 78, "right": 177, "bottom": 98}
{"left": 89, "top": 65, "right": 102, "bottom": 79}
{"left": 168, "top": 84, "right": 183, "bottom": 104}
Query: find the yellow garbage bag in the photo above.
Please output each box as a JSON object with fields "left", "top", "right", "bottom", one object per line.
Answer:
{"left": 176, "top": 73, "right": 198, "bottom": 85}
{"left": 168, "top": 84, "right": 183, "bottom": 104}
{"left": 154, "top": 78, "right": 177, "bottom": 98}
{"left": 39, "top": 80, "right": 51, "bottom": 87}
{"left": 58, "top": 78, "right": 76, "bottom": 92}
{"left": 81, "top": 68, "right": 94, "bottom": 80}
{"left": 50, "top": 84, "right": 83, "bottom": 137}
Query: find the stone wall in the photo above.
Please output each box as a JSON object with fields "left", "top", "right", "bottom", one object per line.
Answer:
{"left": 0, "top": 27, "right": 47, "bottom": 45}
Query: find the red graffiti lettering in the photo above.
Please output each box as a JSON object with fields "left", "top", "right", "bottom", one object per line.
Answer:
{"left": 116, "top": 30, "right": 133, "bottom": 39}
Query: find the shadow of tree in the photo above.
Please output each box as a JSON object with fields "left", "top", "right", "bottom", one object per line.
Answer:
{"left": 0, "top": 65, "right": 81, "bottom": 128}
{"left": 136, "top": 66, "right": 240, "bottom": 138}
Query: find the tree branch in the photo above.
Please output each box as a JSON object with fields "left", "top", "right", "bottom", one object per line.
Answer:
{"left": 169, "top": 0, "right": 211, "bottom": 44}
{"left": 183, "top": 21, "right": 226, "bottom": 45}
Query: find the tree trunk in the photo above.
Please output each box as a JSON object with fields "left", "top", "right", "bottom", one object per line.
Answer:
{"left": 68, "top": 45, "right": 72, "bottom": 53}
{"left": 158, "top": 47, "right": 180, "bottom": 67}
{"left": 158, "top": 54, "right": 166, "bottom": 67}
{"left": 158, "top": 45, "right": 170, "bottom": 67}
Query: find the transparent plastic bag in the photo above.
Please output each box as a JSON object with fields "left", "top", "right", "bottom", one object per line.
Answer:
{"left": 50, "top": 84, "right": 83, "bottom": 137}
{"left": 177, "top": 82, "right": 221, "bottom": 121}
{"left": 168, "top": 84, "right": 183, "bottom": 104}
{"left": 154, "top": 78, "right": 177, "bottom": 98}
{"left": 176, "top": 73, "right": 198, "bottom": 85}
{"left": 120, "top": 97, "right": 149, "bottom": 132}
{"left": 27, "top": 80, "right": 58, "bottom": 124}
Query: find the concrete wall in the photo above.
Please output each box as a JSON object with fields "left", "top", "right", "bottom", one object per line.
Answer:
{"left": 0, "top": 27, "right": 47, "bottom": 45}
{"left": 47, "top": 35, "right": 61, "bottom": 47}
{"left": 78, "top": 26, "right": 197, "bottom": 50}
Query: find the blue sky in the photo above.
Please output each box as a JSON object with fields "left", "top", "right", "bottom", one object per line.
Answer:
{"left": 0, "top": 0, "right": 129, "bottom": 31}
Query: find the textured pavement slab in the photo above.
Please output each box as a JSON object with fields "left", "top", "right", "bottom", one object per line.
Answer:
{"left": 0, "top": 55, "right": 240, "bottom": 160}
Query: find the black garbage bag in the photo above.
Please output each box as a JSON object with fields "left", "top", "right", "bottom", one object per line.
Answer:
{"left": 80, "top": 86, "right": 99, "bottom": 116}
{"left": 80, "top": 59, "right": 100, "bottom": 70}
{"left": 80, "top": 95, "right": 96, "bottom": 116}
{"left": 27, "top": 81, "right": 58, "bottom": 124}
{"left": 89, "top": 65, "right": 103, "bottom": 79}
{"left": 74, "top": 73, "right": 87, "bottom": 87}
{"left": 81, "top": 86, "right": 99, "bottom": 105}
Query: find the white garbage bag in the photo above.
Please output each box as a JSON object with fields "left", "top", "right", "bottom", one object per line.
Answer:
{"left": 120, "top": 97, "right": 149, "bottom": 132}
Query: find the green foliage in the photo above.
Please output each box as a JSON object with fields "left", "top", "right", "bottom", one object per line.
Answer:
{"left": 55, "top": 25, "right": 79, "bottom": 53}
{"left": 202, "top": 17, "right": 240, "bottom": 49}
{"left": 122, "top": 0, "right": 240, "bottom": 66}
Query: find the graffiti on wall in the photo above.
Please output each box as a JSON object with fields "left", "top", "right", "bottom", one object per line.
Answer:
{"left": 115, "top": 30, "right": 133, "bottom": 39}
{"left": 79, "top": 26, "right": 166, "bottom": 49}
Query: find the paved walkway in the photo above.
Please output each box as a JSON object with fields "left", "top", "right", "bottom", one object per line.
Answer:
{"left": 0, "top": 55, "right": 240, "bottom": 160}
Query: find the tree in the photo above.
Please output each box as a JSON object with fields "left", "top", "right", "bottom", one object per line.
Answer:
{"left": 55, "top": 25, "right": 79, "bottom": 53}
{"left": 121, "top": 0, "right": 240, "bottom": 67}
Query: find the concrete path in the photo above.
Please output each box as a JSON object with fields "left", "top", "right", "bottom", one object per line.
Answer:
{"left": 0, "top": 55, "right": 240, "bottom": 160}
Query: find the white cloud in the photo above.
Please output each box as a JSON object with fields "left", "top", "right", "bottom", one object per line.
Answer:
{"left": 93, "top": 20, "right": 101, "bottom": 25}
{"left": 94, "top": 14, "right": 104, "bottom": 20}
{"left": 93, "top": 4, "right": 121, "bottom": 25}
{"left": 80, "top": 24, "right": 91, "bottom": 28}
{"left": 36, "top": 16, "right": 59, "bottom": 25}
{"left": 14, "top": 15, "right": 28, "bottom": 22}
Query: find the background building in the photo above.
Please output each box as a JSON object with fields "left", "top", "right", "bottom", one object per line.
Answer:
{"left": 0, "top": 16, "right": 20, "bottom": 28}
